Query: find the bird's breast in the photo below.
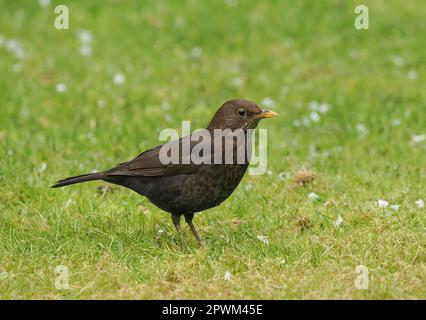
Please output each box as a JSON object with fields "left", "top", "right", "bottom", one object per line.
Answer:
{"left": 144, "top": 163, "right": 248, "bottom": 214}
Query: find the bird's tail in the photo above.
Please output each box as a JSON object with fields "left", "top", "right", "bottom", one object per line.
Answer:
{"left": 51, "top": 171, "right": 105, "bottom": 188}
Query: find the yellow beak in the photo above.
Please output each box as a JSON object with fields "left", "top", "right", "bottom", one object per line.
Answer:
{"left": 257, "top": 110, "right": 279, "bottom": 119}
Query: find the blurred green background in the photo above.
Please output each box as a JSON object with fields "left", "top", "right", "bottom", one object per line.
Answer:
{"left": 0, "top": 0, "right": 424, "bottom": 299}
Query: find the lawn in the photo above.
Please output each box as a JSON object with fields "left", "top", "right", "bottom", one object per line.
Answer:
{"left": 0, "top": 0, "right": 425, "bottom": 299}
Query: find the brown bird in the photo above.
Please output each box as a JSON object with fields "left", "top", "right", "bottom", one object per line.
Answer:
{"left": 52, "top": 99, "right": 278, "bottom": 244}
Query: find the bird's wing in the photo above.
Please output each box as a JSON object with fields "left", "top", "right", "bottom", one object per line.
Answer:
{"left": 106, "top": 135, "right": 205, "bottom": 177}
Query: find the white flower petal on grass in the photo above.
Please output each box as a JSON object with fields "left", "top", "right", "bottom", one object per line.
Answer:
{"left": 224, "top": 271, "right": 232, "bottom": 281}
{"left": 6, "top": 39, "right": 20, "bottom": 51}
{"left": 257, "top": 235, "right": 269, "bottom": 244}
{"left": 78, "top": 29, "right": 92, "bottom": 43}
{"left": 310, "top": 111, "right": 321, "bottom": 122}
{"left": 0, "top": 270, "right": 14, "bottom": 280}
{"left": 308, "top": 192, "right": 320, "bottom": 201}
{"left": 278, "top": 171, "right": 291, "bottom": 180}
{"left": 390, "top": 204, "right": 400, "bottom": 211}
{"left": 411, "top": 134, "right": 426, "bottom": 143}
{"left": 63, "top": 199, "right": 74, "bottom": 209}
{"left": 318, "top": 103, "right": 330, "bottom": 114}
{"left": 161, "top": 101, "right": 170, "bottom": 111}
{"left": 407, "top": 70, "right": 417, "bottom": 80}
{"left": 231, "top": 77, "right": 243, "bottom": 88}
{"left": 86, "top": 132, "right": 97, "bottom": 143}
{"left": 6, "top": 39, "right": 25, "bottom": 59}
{"left": 98, "top": 99, "right": 106, "bottom": 108}
{"left": 391, "top": 119, "right": 401, "bottom": 126}
{"left": 191, "top": 47, "right": 202, "bottom": 58}
{"left": 157, "top": 229, "right": 164, "bottom": 237}
{"left": 113, "top": 73, "right": 126, "bottom": 86}
{"left": 261, "top": 97, "right": 276, "bottom": 108}
{"left": 244, "top": 184, "right": 253, "bottom": 191}
{"left": 377, "top": 199, "right": 389, "bottom": 208}
{"left": 335, "top": 215, "right": 344, "bottom": 227}
{"left": 356, "top": 123, "right": 369, "bottom": 137}
{"left": 302, "top": 117, "right": 311, "bottom": 126}
{"left": 14, "top": 47, "right": 25, "bottom": 59}
{"left": 392, "top": 55, "right": 405, "bottom": 66}
{"left": 79, "top": 44, "right": 92, "bottom": 56}
{"left": 164, "top": 113, "right": 173, "bottom": 122}
{"left": 38, "top": 0, "right": 51, "bottom": 8}
{"left": 309, "top": 101, "right": 330, "bottom": 114}
{"left": 308, "top": 144, "right": 318, "bottom": 159}
{"left": 55, "top": 83, "right": 67, "bottom": 93}
{"left": 309, "top": 100, "right": 319, "bottom": 111}
{"left": 38, "top": 162, "right": 47, "bottom": 173}
{"left": 415, "top": 199, "right": 424, "bottom": 209}
{"left": 225, "top": 0, "right": 238, "bottom": 7}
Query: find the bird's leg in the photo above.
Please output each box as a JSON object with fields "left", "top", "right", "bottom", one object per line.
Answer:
{"left": 184, "top": 213, "right": 203, "bottom": 245}
{"left": 171, "top": 213, "right": 190, "bottom": 248}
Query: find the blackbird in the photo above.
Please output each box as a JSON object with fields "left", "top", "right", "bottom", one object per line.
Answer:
{"left": 52, "top": 99, "right": 278, "bottom": 244}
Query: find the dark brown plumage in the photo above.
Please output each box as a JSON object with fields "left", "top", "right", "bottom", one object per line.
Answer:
{"left": 52, "top": 99, "right": 278, "bottom": 244}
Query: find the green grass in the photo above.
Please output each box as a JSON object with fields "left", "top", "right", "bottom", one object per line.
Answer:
{"left": 0, "top": 0, "right": 425, "bottom": 299}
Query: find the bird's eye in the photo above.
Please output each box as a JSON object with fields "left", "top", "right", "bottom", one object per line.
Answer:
{"left": 237, "top": 108, "right": 247, "bottom": 117}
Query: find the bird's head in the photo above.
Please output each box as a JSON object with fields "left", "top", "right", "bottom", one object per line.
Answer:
{"left": 207, "top": 99, "right": 279, "bottom": 131}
